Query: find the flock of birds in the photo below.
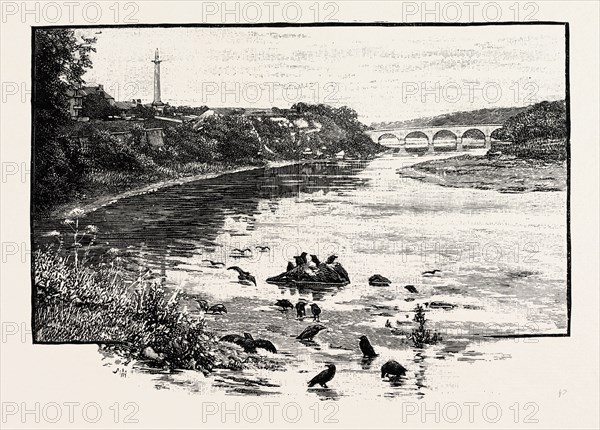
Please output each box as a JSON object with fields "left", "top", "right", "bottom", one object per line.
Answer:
{"left": 190, "top": 249, "right": 437, "bottom": 390}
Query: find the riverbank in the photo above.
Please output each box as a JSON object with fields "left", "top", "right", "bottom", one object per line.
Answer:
{"left": 34, "top": 247, "right": 286, "bottom": 374}
{"left": 397, "top": 154, "right": 567, "bottom": 193}
{"left": 50, "top": 159, "right": 301, "bottom": 219}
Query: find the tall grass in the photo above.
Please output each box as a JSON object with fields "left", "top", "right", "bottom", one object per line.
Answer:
{"left": 34, "top": 210, "right": 257, "bottom": 372}
{"left": 34, "top": 246, "right": 229, "bottom": 372}
{"left": 83, "top": 160, "right": 262, "bottom": 192}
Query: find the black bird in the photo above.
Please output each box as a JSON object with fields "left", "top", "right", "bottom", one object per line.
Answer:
{"left": 308, "top": 364, "right": 336, "bottom": 388}
{"left": 208, "top": 304, "right": 227, "bottom": 314}
{"left": 255, "top": 246, "right": 270, "bottom": 252}
{"left": 310, "top": 254, "right": 321, "bottom": 266}
{"left": 405, "top": 285, "right": 419, "bottom": 294}
{"left": 297, "top": 324, "right": 326, "bottom": 341}
{"left": 275, "top": 299, "right": 294, "bottom": 311}
{"left": 220, "top": 333, "right": 277, "bottom": 353}
{"left": 231, "top": 248, "right": 253, "bottom": 257}
{"left": 422, "top": 269, "right": 442, "bottom": 277}
{"left": 299, "top": 252, "right": 309, "bottom": 264}
{"left": 310, "top": 303, "right": 322, "bottom": 322}
{"left": 227, "top": 266, "right": 257, "bottom": 285}
{"left": 202, "top": 259, "right": 225, "bottom": 268}
{"left": 359, "top": 335, "right": 378, "bottom": 358}
{"left": 293, "top": 256, "right": 305, "bottom": 267}
{"left": 195, "top": 299, "right": 209, "bottom": 312}
{"left": 381, "top": 360, "right": 407, "bottom": 379}
{"left": 286, "top": 261, "right": 295, "bottom": 272}
{"left": 424, "top": 301, "right": 455, "bottom": 310}
{"left": 325, "top": 255, "right": 338, "bottom": 264}
{"left": 295, "top": 301, "right": 307, "bottom": 318}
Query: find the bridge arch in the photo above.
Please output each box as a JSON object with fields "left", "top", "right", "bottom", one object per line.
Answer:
{"left": 404, "top": 131, "right": 430, "bottom": 154}
{"left": 460, "top": 128, "right": 486, "bottom": 148}
{"left": 490, "top": 128, "right": 504, "bottom": 141}
{"left": 377, "top": 133, "right": 403, "bottom": 148}
{"left": 432, "top": 130, "right": 458, "bottom": 152}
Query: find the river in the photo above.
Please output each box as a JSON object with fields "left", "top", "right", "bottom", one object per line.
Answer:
{"left": 34, "top": 152, "right": 568, "bottom": 401}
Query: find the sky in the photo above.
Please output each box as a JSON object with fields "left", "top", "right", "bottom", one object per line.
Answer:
{"left": 76, "top": 25, "right": 566, "bottom": 124}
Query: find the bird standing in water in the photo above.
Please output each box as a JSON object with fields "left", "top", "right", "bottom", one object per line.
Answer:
{"left": 295, "top": 301, "right": 307, "bottom": 318}
{"left": 275, "top": 299, "right": 294, "bottom": 312}
{"left": 227, "top": 266, "right": 257, "bottom": 286}
{"left": 308, "top": 364, "right": 336, "bottom": 388}
{"left": 381, "top": 360, "right": 407, "bottom": 379}
{"left": 359, "top": 335, "right": 378, "bottom": 358}
{"left": 310, "top": 303, "right": 322, "bottom": 322}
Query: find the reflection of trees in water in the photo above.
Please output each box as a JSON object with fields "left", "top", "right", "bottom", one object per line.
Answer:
{"left": 413, "top": 349, "right": 427, "bottom": 399}
{"left": 34, "top": 161, "right": 372, "bottom": 272}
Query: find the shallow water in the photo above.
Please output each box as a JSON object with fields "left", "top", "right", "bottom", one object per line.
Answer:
{"left": 35, "top": 153, "right": 568, "bottom": 399}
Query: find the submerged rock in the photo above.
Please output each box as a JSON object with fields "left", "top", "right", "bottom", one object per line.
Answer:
{"left": 369, "top": 274, "right": 391, "bottom": 286}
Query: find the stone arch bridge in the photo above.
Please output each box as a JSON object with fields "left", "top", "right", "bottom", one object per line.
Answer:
{"left": 367, "top": 124, "right": 503, "bottom": 153}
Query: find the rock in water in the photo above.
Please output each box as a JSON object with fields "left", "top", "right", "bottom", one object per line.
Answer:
{"left": 369, "top": 274, "right": 391, "bottom": 286}
{"left": 267, "top": 253, "right": 350, "bottom": 285}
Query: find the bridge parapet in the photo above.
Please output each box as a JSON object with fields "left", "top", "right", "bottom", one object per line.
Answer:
{"left": 367, "top": 124, "right": 503, "bottom": 151}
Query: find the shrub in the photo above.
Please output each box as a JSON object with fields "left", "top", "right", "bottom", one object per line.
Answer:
{"left": 410, "top": 304, "right": 442, "bottom": 348}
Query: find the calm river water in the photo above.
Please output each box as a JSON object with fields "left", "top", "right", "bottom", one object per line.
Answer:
{"left": 34, "top": 152, "right": 568, "bottom": 400}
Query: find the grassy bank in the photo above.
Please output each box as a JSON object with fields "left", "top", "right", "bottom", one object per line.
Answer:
{"left": 398, "top": 154, "right": 567, "bottom": 193}
{"left": 51, "top": 159, "right": 268, "bottom": 218}
{"left": 34, "top": 236, "right": 283, "bottom": 373}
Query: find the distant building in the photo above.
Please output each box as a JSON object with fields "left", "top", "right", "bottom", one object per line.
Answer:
{"left": 66, "top": 87, "right": 84, "bottom": 119}
{"left": 67, "top": 84, "right": 116, "bottom": 120}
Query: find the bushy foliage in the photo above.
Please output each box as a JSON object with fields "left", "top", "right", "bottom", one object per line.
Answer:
{"left": 199, "top": 115, "right": 262, "bottom": 160}
{"left": 495, "top": 100, "right": 567, "bottom": 144}
{"left": 290, "top": 103, "right": 385, "bottom": 157}
{"left": 81, "top": 92, "right": 119, "bottom": 119}
{"left": 410, "top": 304, "right": 442, "bottom": 348}
{"left": 132, "top": 104, "right": 155, "bottom": 119}
{"left": 83, "top": 128, "right": 156, "bottom": 172}
{"left": 161, "top": 123, "right": 217, "bottom": 163}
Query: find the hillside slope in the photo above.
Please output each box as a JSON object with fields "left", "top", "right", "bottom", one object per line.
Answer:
{"left": 371, "top": 106, "right": 531, "bottom": 129}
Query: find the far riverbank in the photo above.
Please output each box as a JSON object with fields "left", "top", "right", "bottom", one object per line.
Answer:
{"left": 397, "top": 154, "right": 567, "bottom": 193}
{"left": 50, "top": 159, "right": 302, "bottom": 219}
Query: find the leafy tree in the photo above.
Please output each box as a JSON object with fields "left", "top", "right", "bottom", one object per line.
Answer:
{"left": 132, "top": 104, "right": 155, "bottom": 119}
{"left": 33, "top": 29, "right": 96, "bottom": 216}
{"left": 81, "top": 92, "right": 119, "bottom": 120}
{"left": 496, "top": 100, "right": 567, "bottom": 144}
